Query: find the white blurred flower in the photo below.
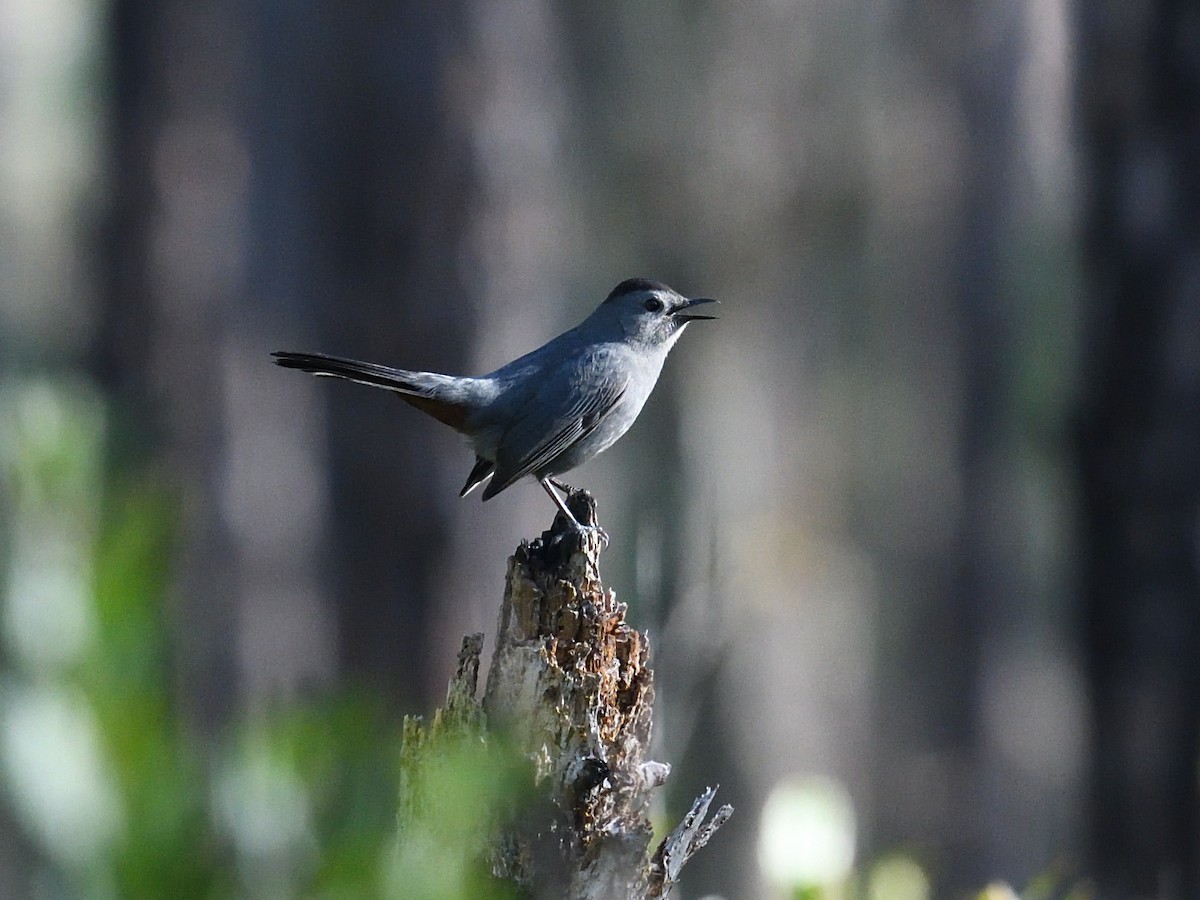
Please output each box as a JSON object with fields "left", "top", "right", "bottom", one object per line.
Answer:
{"left": 1, "top": 683, "right": 124, "bottom": 865}
{"left": 759, "top": 774, "right": 856, "bottom": 891}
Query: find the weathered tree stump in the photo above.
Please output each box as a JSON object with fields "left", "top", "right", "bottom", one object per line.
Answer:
{"left": 399, "top": 490, "right": 730, "bottom": 899}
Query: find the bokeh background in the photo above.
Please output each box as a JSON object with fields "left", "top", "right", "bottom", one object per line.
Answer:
{"left": 2, "top": 0, "right": 1197, "bottom": 897}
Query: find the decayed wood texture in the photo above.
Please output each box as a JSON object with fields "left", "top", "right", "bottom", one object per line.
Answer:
{"left": 400, "top": 490, "right": 730, "bottom": 899}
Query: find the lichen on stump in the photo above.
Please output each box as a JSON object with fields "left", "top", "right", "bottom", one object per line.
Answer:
{"left": 399, "top": 489, "right": 729, "bottom": 899}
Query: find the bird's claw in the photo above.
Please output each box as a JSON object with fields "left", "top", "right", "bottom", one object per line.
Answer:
{"left": 552, "top": 509, "right": 608, "bottom": 548}
{"left": 580, "top": 521, "right": 610, "bottom": 549}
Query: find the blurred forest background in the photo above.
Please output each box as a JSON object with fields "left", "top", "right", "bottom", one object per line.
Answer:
{"left": 1, "top": 0, "right": 1197, "bottom": 897}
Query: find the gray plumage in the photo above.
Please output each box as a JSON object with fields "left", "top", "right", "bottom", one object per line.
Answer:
{"left": 272, "top": 279, "right": 716, "bottom": 526}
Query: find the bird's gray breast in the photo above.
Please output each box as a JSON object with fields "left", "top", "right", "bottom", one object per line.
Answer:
{"left": 537, "top": 342, "right": 663, "bottom": 477}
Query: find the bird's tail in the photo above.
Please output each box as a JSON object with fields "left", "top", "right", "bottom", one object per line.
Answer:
{"left": 272, "top": 351, "right": 433, "bottom": 391}
{"left": 271, "top": 351, "right": 472, "bottom": 430}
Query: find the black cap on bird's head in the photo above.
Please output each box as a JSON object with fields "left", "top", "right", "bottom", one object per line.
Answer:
{"left": 605, "top": 278, "right": 673, "bottom": 302}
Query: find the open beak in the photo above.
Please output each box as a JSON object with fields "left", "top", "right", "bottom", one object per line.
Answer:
{"left": 673, "top": 297, "right": 719, "bottom": 322}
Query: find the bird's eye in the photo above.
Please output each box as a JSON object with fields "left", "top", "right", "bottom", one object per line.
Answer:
{"left": 643, "top": 297, "right": 664, "bottom": 313}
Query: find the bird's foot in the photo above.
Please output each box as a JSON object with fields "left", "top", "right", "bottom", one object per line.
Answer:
{"left": 573, "top": 519, "right": 610, "bottom": 549}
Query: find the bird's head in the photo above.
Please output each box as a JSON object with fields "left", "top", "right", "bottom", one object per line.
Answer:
{"left": 597, "top": 278, "right": 718, "bottom": 350}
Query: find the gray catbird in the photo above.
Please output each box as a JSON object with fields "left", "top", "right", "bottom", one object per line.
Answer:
{"left": 272, "top": 278, "right": 716, "bottom": 528}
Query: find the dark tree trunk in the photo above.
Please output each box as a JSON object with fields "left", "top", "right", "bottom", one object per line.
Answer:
{"left": 294, "top": 1, "right": 479, "bottom": 703}
{"left": 1075, "top": 3, "right": 1200, "bottom": 896}
{"left": 99, "top": 0, "right": 252, "bottom": 728}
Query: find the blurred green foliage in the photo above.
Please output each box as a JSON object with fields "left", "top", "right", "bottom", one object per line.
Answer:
{"left": 0, "top": 380, "right": 529, "bottom": 899}
{"left": 391, "top": 730, "right": 528, "bottom": 900}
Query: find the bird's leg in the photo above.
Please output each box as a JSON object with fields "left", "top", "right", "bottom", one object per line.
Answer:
{"left": 540, "top": 478, "right": 609, "bottom": 547}
{"left": 549, "top": 478, "right": 574, "bottom": 493}
{"left": 541, "top": 477, "right": 580, "bottom": 526}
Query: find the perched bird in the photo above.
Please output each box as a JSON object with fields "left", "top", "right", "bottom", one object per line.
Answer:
{"left": 272, "top": 278, "right": 716, "bottom": 528}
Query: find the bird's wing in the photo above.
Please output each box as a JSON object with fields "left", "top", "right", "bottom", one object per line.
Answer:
{"left": 481, "top": 362, "right": 627, "bottom": 500}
